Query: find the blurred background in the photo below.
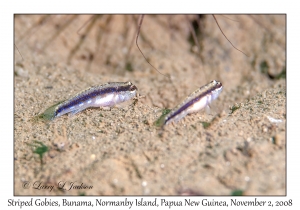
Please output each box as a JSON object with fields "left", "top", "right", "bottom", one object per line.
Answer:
{"left": 14, "top": 15, "right": 285, "bottom": 83}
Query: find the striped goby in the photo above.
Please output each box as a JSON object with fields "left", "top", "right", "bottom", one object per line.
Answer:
{"left": 163, "top": 80, "right": 223, "bottom": 125}
{"left": 38, "top": 82, "right": 138, "bottom": 120}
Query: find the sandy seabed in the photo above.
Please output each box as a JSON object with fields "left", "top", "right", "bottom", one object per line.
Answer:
{"left": 14, "top": 15, "right": 286, "bottom": 195}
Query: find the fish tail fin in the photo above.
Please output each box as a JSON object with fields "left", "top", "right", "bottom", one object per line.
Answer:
{"left": 154, "top": 108, "right": 172, "bottom": 127}
{"left": 32, "top": 101, "right": 64, "bottom": 122}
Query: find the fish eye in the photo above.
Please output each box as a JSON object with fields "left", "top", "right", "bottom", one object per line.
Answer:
{"left": 129, "top": 85, "right": 137, "bottom": 91}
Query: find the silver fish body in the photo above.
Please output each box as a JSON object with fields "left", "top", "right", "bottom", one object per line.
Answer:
{"left": 40, "top": 82, "right": 137, "bottom": 120}
{"left": 163, "top": 80, "right": 223, "bottom": 125}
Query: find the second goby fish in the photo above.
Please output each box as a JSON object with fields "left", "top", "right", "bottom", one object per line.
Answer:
{"left": 161, "top": 80, "right": 223, "bottom": 126}
{"left": 37, "top": 82, "right": 138, "bottom": 120}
